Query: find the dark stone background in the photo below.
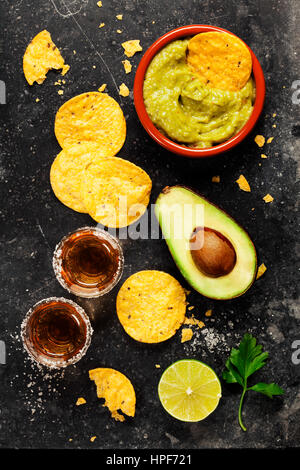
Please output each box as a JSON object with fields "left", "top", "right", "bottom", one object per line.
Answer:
{"left": 0, "top": 0, "right": 299, "bottom": 449}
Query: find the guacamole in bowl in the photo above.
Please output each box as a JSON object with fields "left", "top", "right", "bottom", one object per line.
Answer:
{"left": 143, "top": 39, "right": 256, "bottom": 149}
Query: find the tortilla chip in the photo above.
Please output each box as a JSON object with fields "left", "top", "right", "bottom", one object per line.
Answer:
{"left": 256, "top": 263, "right": 267, "bottom": 279}
{"left": 119, "top": 83, "right": 130, "bottom": 97}
{"left": 89, "top": 368, "right": 136, "bottom": 421}
{"left": 81, "top": 156, "right": 152, "bottom": 228}
{"left": 187, "top": 32, "right": 252, "bottom": 92}
{"left": 181, "top": 328, "right": 193, "bottom": 343}
{"left": 76, "top": 397, "right": 86, "bottom": 406}
{"left": 50, "top": 143, "right": 113, "bottom": 213}
{"left": 122, "top": 40, "right": 142, "bottom": 57}
{"left": 122, "top": 59, "right": 132, "bottom": 74}
{"left": 116, "top": 270, "right": 186, "bottom": 343}
{"left": 212, "top": 176, "right": 220, "bottom": 183}
{"left": 255, "top": 135, "right": 265, "bottom": 147}
{"left": 205, "top": 309, "right": 212, "bottom": 317}
{"left": 54, "top": 91, "right": 126, "bottom": 155}
{"left": 263, "top": 194, "right": 274, "bottom": 203}
{"left": 184, "top": 315, "right": 205, "bottom": 329}
{"left": 236, "top": 174, "right": 251, "bottom": 192}
{"left": 23, "top": 30, "right": 69, "bottom": 85}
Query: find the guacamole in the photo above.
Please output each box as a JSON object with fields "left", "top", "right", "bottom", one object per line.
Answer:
{"left": 143, "top": 39, "right": 256, "bottom": 148}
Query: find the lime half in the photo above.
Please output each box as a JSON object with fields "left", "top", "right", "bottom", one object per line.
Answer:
{"left": 158, "top": 359, "right": 221, "bottom": 422}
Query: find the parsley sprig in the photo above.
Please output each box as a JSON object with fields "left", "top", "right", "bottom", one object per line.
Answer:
{"left": 222, "top": 333, "right": 284, "bottom": 431}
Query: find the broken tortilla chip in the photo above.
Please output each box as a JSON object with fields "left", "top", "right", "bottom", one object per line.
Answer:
{"left": 80, "top": 156, "right": 152, "bottom": 228}
{"left": 76, "top": 397, "right": 86, "bottom": 406}
{"left": 122, "top": 40, "right": 142, "bottom": 57}
{"left": 116, "top": 270, "right": 186, "bottom": 343}
{"left": 23, "top": 30, "right": 70, "bottom": 85}
{"left": 181, "top": 328, "right": 193, "bottom": 343}
{"left": 187, "top": 32, "right": 252, "bottom": 92}
{"left": 119, "top": 83, "right": 130, "bottom": 97}
{"left": 122, "top": 59, "right": 132, "bottom": 74}
{"left": 263, "top": 194, "right": 274, "bottom": 203}
{"left": 54, "top": 91, "right": 126, "bottom": 155}
{"left": 89, "top": 368, "right": 136, "bottom": 421}
{"left": 256, "top": 263, "right": 267, "bottom": 279}
{"left": 236, "top": 174, "right": 251, "bottom": 192}
{"left": 255, "top": 135, "right": 265, "bottom": 147}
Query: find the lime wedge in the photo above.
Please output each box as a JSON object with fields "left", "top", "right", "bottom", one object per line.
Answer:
{"left": 158, "top": 359, "right": 221, "bottom": 422}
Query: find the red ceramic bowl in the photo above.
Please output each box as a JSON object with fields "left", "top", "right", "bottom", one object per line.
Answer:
{"left": 134, "top": 25, "right": 265, "bottom": 158}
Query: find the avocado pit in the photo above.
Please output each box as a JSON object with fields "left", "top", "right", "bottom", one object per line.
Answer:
{"left": 190, "top": 227, "right": 236, "bottom": 278}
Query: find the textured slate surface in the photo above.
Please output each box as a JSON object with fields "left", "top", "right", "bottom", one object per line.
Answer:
{"left": 0, "top": 0, "right": 299, "bottom": 449}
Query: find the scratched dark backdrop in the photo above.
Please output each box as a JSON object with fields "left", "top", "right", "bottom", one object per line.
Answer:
{"left": 0, "top": 0, "right": 299, "bottom": 449}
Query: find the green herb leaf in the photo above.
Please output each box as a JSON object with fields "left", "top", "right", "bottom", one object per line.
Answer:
{"left": 222, "top": 333, "right": 284, "bottom": 432}
{"left": 248, "top": 382, "right": 284, "bottom": 398}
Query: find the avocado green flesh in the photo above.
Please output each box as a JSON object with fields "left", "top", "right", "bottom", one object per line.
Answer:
{"left": 143, "top": 39, "right": 256, "bottom": 148}
{"left": 155, "top": 186, "right": 257, "bottom": 300}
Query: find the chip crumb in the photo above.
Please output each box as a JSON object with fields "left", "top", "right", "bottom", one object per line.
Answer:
{"left": 119, "top": 83, "right": 130, "bottom": 97}
{"left": 99, "top": 23, "right": 105, "bottom": 28}
{"left": 155, "top": 364, "right": 161, "bottom": 368}
{"left": 267, "top": 137, "right": 274, "bottom": 144}
{"left": 58, "top": 89, "right": 64, "bottom": 95}
{"left": 116, "top": 14, "right": 123, "bottom": 20}
{"left": 61, "top": 64, "right": 70, "bottom": 76}
{"left": 181, "top": 328, "right": 193, "bottom": 343}
{"left": 272, "top": 124, "right": 276, "bottom": 128}
{"left": 97, "top": 1, "right": 102, "bottom": 6}
{"left": 117, "top": 29, "right": 123, "bottom": 34}
{"left": 184, "top": 315, "right": 205, "bottom": 329}
{"left": 188, "top": 305, "right": 194, "bottom": 311}
{"left": 76, "top": 397, "right": 86, "bottom": 406}
{"left": 261, "top": 153, "right": 268, "bottom": 159}
{"left": 73, "top": 50, "right": 76, "bottom": 55}
{"left": 273, "top": 113, "right": 277, "bottom": 117}
{"left": 212, "top": 175, "right": 220, "bottom": 183}
{"left": 122, "top": 40, "right": 142, "bottom": 57}
{"left": 256, "top": 263, "right": 267, "bottom": 279}
{"left": 122, "top": 59, "right": 132, "bottom": 74}
{"left": 35, "top": 98, "right": 40, "bottom": 102}
{"left": 205, "top": 309, "right": 212, "bottom": 317}
{"left": 236, "top": 174, "right": 251, "bottom": 192}
{"left": 69, "top": 438, "right": 73, "bottom": 442}
{"left": 98, "top": 83, "right": 107, "bottom": 92}
{"left": 263, "top": 194, "right": 274, "bottom": 203}
{"left": 90, "top": 436, "right": 97, "bottom": 442}
{"left": 254, "top": 135, "right": 265, "bottom": 147}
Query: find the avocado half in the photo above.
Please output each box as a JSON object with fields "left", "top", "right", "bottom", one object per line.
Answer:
{"left": 155, "top": 186, "right": 257, "bottom": 300}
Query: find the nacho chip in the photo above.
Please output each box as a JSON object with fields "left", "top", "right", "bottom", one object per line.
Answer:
{"left": 263, "top": 194, "right": 274, "bottom": 203}
{"left": 55, "top": 91, "right": 126, "bottom": 155}
{"left": 89, "top": 368, "right": 136, "bottom": 421}
{"left": 122, "top": 59, "right": 132, "bottom": 74}
{"left": 236, "top": 174, "right": 251, "bottom": 192}
{"left": 81, "top": 156, "right": 152, "bottom": 228}
{"left": 187, "top": 32, "right": 252, "bottom": 92}
{"left": 50, "top": 143, "right": 113, "bottom": 213}
{"left": 76, "top": 397, "right": 86, "bottom": 406}
{"left": 119, "top": 83, "right": 130, "bottom": 97}
{"left": 181, "top": 328, "right": 193, "bottom": 343}
{"left": 122, "top": 40, "right": 142, "bottom": 57}
{"left": 23, "top": 30, "right": 69, "bottom": 85}
{"left": 255, "top": 135, "right": 265, "bottom": 147}
{"left": 116, "top": 270, "right": 186, "bottom": 343}
{"left": 256, "top": 263, "right": 267, "bottom": 279}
